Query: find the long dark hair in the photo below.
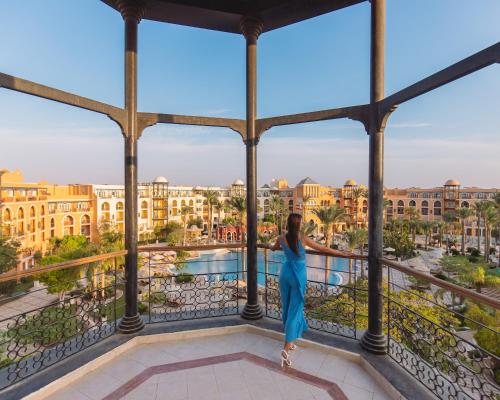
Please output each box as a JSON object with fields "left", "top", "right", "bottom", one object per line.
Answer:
{"left": 285, "top": 213, "right": 302, "bottom": 255}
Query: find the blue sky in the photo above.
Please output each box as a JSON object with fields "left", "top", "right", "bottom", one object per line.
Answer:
{"left": 0, "top": 0, "right": 499, "bottom": 188}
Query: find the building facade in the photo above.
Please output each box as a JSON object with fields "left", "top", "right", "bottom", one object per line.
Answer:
{"left": 2, "top": 169, "right": 498, "bottom": 272}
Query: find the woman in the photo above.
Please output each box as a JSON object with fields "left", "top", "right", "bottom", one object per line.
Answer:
{"left": 269, "top": 213, "right": 352, "bottom": 367}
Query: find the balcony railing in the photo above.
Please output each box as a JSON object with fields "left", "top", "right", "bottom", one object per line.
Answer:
{"left": 0, "top": 245, "right": 498, "bottom": 399}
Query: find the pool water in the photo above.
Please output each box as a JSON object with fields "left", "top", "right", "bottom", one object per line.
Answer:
{"left": 182, "top": 250, "right": 349, "bottom": 286}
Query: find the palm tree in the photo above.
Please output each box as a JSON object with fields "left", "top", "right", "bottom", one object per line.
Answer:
{"left": 495, "top": 193, "right": 500, "bottom": 267}
{"left": 404, "top": 206, "right": 420, "bottom": 244}
{"left": 258, "top": 231, "right": 276, "bottom": 278}
{"left": 472, "top": 202, "right": 484, "bottom": 253}
{"left": 269, "top": 195, "right": 284, "bottom": 233}
{"left": 435, "top": 221, "right": 445, "bottom": 248}
{"left": 420, "top": 221, "right": 433, "bottom": 250}
{"left": 484, "top": 204, "right": 498, "bottom": 263}
{"left": 312, "top": 205, "right": 348, "bottom": 248}
{"left": 229, "top": 195, "right": 246, "bottom": 242}
{"left": 357, "top": 229, "right": 368, "bottom": 279}
{"left": 203, "top": 189, "right": 219, "bottom": 242}
{"left": 343, "top": 229, "right": 360, "bottom": 285}
{"left": 456, "top": 207, "right": 474, "bottom": 255}
{"left": 443, "top": 211, "right": 458, "bottom": 253}
{"left": 461, "top": 267, "right": 499, "bottom": 293}
{"left": 180, "top": 205, "right": 192, "bottom": 245}
{"left": 301, "top": 220, "right": 317, "bottom": 237}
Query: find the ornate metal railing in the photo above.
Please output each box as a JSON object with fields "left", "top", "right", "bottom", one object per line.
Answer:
{"left": 138, "top": 244, "right": 244, "bottom": 323}
{"left": 0, "top": 251, "right": 125, "bottom": 389}
{"left": 382, "top": 258, "right": 500, "bottom": 400}
{"left": 259, "top": 246, "right": 365, "bottom": 339}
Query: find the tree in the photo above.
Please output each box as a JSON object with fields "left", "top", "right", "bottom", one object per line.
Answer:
{"left": 312, "top": 205, "right": 347, "bottom": 248}
{"left": 343, "top": 229, "right": 360, "bottom": 285}
{"left": 202, "top": 189, "right": 219, "bottom": 241}
{"left": 229, "top": 195, "right": 246, "bottom": 242}
{"left": 460, "top": 267, "right": 500, "bottom": 293}
{"left": 301, "top": 220, "right": 317, "bottom": 237}
{"left": 357, "top": 229, "right": 368, "bottom": 279}
{"left": 420, "top": 221, "right": 433, "bottom": 250}
{"left": 472, "top": 202, "right": 484, "bottom": 252}
{"left": 180, "top": 205, "right": 192, "bottom": 246}
{"left": 404, "top": 207, "right": 420, "bottom": 244}
{"left": 213, "top": 199, "right": 224, "bottom": 240}
{"left": 269, "top": 195, "right": 284, "bottom": 234}
{"left": 443, "top": 211, "right": 458, "bottom": 254}
{"left": 383, "top": 198, "right": 392, "bottom": 225}
{"left": 456, "top": 207, "right": 474, "bottom": 255}
{"left": 0, "top": 235, "right": 20, "bottom": 274}
{"left": 484, "top": 204, "right": 498, "bottom": 263}
{"left": 258, "top": 231, "right": 276, "bottom": 277}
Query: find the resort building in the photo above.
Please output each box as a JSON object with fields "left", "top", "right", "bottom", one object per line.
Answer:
{"left": 2, "top": 169, "right": 498, "bottom": 267}
{"left": 0, "top": 170, "right": 94, "bottom": 271}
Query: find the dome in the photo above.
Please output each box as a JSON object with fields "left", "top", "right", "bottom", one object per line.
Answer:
{"left": 444, "top": 179, "right": 460, "bottom": 187}
{"left": 233, "top": 179, "right": 244, "bottom": 186}
{"left": 154, "top": 176, "right": 168, "bottom": 183}
{"left": 344, "top": 179, "right": 357, "bottom": 186}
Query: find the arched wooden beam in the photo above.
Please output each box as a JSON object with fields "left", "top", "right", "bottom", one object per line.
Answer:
{"left": 0, "top": 72, "right": 126, "bottom": 131}
{"left": 137, "top": 111, "right": 246, "bottom": 141}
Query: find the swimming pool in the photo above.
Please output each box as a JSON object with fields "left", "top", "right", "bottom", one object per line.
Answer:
{"left": 182, "top": 250, "right": 349, "bottom": 286}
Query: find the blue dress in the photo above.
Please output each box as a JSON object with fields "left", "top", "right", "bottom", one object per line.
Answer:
{"left": 279, "top": 237, "right": 308, "bottom": 343}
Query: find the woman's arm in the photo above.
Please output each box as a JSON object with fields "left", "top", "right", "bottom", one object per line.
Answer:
{"left": 302, "top": 235, "right": 353, "bottom": 258}
{"left": 269, "top": 236, "right": 282, "bottom": 251}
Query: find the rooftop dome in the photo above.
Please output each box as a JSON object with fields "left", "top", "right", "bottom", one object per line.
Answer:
{"left": 344, "top": 179, "right": 357, "bottom": 186}
{"left": 233, "top": 179, "right": 244, "bottom": 186}
{"left": 154, "top": 176, "right": 168, "bottom": 183}
{"left": 444, "top": 179, "right": 461, "bottom": 187}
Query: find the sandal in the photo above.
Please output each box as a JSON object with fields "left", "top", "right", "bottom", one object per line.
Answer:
{"left": 281, "top": 350, "right": 292, "bottom": 367}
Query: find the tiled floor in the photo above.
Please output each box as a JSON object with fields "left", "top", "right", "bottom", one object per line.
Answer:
{"left": 43, "top": 332, "right": 395, "bottom": 400}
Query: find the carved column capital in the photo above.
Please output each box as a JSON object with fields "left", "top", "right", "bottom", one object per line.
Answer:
{"left": 240, "top": 16, "right": 263, "bottom": 42}
{"left": 114, "top": 0, "right": 146, "bottom": 23}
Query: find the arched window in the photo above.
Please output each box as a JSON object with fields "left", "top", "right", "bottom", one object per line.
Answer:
{"left": 181, "top": 200, "right": 186, "bottom": 207}
{"left": 288, "top": 199, "right": 293, "bottom": 211}
{"left": 397, "top": 200, "right": 404, "bottom": 215}
{"left": 50, "top": 218, "right": 55, "bottom": 238}
{"left": 101, "top": 202, "right": 110, "bottom": 221}
{"left": 421, "top": 200, "right": 429, "bottom": 216}
{"left": 81, "top": 215, "right": 91, "bottom": 237}
{"left": 63, "top": 215, "right": 74, "bottom": 236}
{"left": 116, "top": 202, "right": 124, "bottom": 232}
{"left": 387, "top": 200, "right": 393, "bottom": 215}
{"left": 17, "top": 207, "right": 25, "bottom": 235}
{"left": 409, "top": 200, "right": 416, "bottom": 207}
{"left": 461, "top": 201, "right": 469, "bottom": 208}
{"left": 434, "top": 201, "right": 442, "bottom": 216}
{"left": 189, "top": 199, "right": 194, "bottom": 207}
{"left": 141, "top": 201, "right": 148, "bottom": 219}
{"left": 362, "top": 200, "right": 368, "bottom": 214}
{"left": 29, "top": 206, "right": 36, "bottom": 241}
{"left": 2, "top": 208, "right": 11, "bottom": 236}
{"left": 171, "top": 200, "right": 178, "bottom": 216}
{"left": 40, "top": 205, "right": 45, "bottom": 216}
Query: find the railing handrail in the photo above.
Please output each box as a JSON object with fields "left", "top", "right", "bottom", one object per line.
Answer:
{"left": 0, "top": 250, "right": 127, "bottom": 283}
{"left": 138, "top": 243, "right": 245, "bottom": 252}
{"left": 257, "top": 243, "right": 366, "bottom": 260}
{"left": 381, "top": 257, "right": 500, "bottom": 310}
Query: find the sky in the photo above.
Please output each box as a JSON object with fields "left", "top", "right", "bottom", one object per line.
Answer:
{"left": 0, "top": 0, "right": 499, "bottom": 189}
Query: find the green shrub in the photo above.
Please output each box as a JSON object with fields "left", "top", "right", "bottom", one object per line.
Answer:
{"left": 470, "top": 248, "right": 481, "bottom": 257}
{"left": 175, "top": 273, "right": 194, "bottom": 284}
{"left": 451, "top": 249, "right": 460, "bottom": 256}
{"left": 137, "top": 302, "right": 148, "bottom": 314}
{"left": 468, "top": 256, "right": 479, "bottom": 263}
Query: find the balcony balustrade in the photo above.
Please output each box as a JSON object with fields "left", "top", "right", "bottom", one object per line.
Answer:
{"left": 0, "top": 245, "right": 498, "bottom": 399}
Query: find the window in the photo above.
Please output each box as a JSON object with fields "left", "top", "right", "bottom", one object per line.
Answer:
{"left": 409, "top": 200, "right": 416, "bottom": 207}
{"left": 17, "top": 207, "right": 25, "bottom": 235}
{"left": 141, "top": 201, "right": 148, "bottom": 219}
{"left": 2, "top": 208, "right": 11, "bottom": 236}
{"left": 434, "top": 201, "right": 442, "bottom": 216}
{"left": 50, "top": 218, "right": 55, "bottom": 238}
{"left": 81, "top": 215, "right": 91, "bottom": 237}
{"left": 362, "top": 200, "right": 367, "bottom": 214}
{"left": 461, "top": 201, "right": 469, "bottom": 208}
{"left": 116, "top": 202, "right": 124, "bottom": 231}
{"left": 421, "top": 201, "right": 429, "bottom": 216}
{"left": 63, "top": 215, "right": 74, "bottom": 236}
{"left": 397, "top": 200, "right": 404, "bottom": 215}
{"left": 101, "top": 202, "right": 111, "bottom": 221}
{"left": 386, "top": 200, "right": 393, "bottom": 215}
